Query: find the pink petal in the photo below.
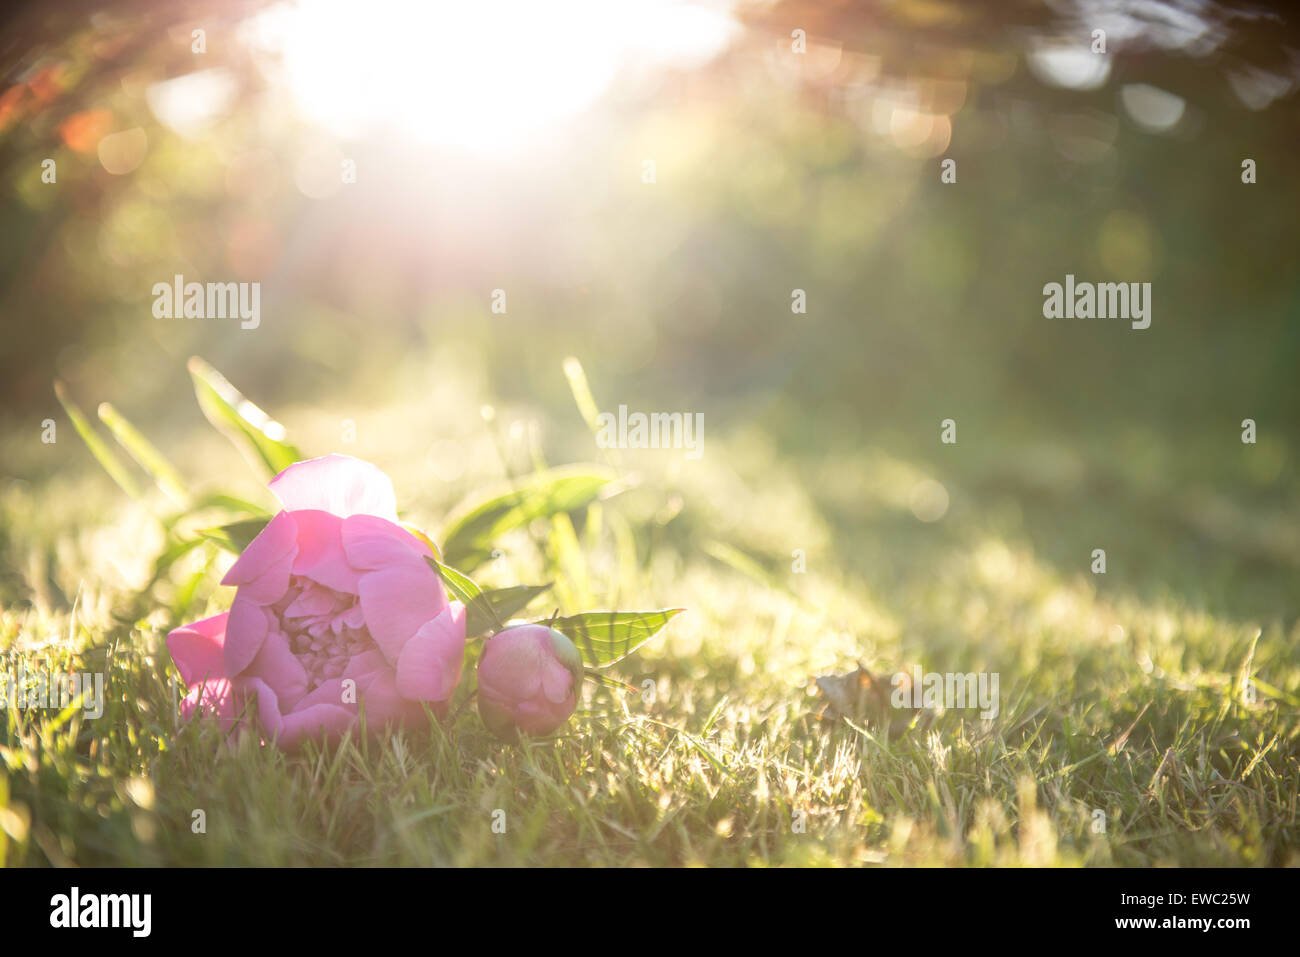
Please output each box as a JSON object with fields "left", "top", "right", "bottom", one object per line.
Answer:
{"left": 283, "top": 582, "right": 339, "bottom": 618}
{"left": 477, "top": 629, "right": 545, "bottom": 701}
{"left": 223, "top": 596, "right": 270, "bottom": 677}
{"left": 278, "top": 704, "right": 355, "bottom": 749}
{"left": 245, "top": 631, "right": 309, "bottom": 711}
{"left": 289, "top": 509, "right": 361, "bottom": 593}
{"left": 180, "top": 678, "right": 236, "bottom": 731}
{"left": 240, "top": 677, "right": 284, "bottom": 739}
{"left": 342, "top": 649, "right": 389, "bottom": 683}
{"left": 354, "top": 670, "right": 425, "bottom": 726}
{"left": 514, "top": 700, "right": 562, "bottom": 736}
{"left": 357, "top": 559, "right": 448, "bottom": 662}
{"left": 268, "top": 454, "right": 398, "bottom": 522}
{"left": 166, "top": 612, "right": 228, "bottom": 687}
{"left": 341, "top": 514, "right": 432, "bottom": 570}
{"left": 219, "top": 510, "right": 298, "bottom": 604}
{"left": 395, "top": 603, "right": 467, "bottom": 702}
{"left": 540, "top": 658, "right": 576, "bottom": 705}
{"left": 294, "top": 677, "right": 351, "bottom": 711}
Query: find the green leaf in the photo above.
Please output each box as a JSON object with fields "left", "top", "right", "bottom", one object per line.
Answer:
{"left": 144, "top": 536, "right": 208, "bottom": 589}
{"left": 162, "top": 491, "right": 271, "bottom": 536}
{"left": 97, "top": 402, "right": 189, "bottom": 505}
{"left": 188, "top": 356, "right": 301, "bottom": 479}
{"left": 198, "top": 517, "right": 271, "bottom": 554}
{"left": 176, "top": 492, "right": 272, "bottom": 519}
{"left": 469, "top": 584, "right": 551, "bottom": 635}
{"left": 425, "top": 557, "right": 549, "bottom": 637}
{"left": 427, "top": 557, "right": 483, "bottom": 605}
{"left": 191, "top": 493, "right": 271, "bottom": 515}
{"left": 547, "top": 609, "right": 684, "bottom": 668}
{"left": 441, "top": 465, "right": 619, "bottom": 570}
{"left": 53, "top": 381, "right": 143, "bottom": 500}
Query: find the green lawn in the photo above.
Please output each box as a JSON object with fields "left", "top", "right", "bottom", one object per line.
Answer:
{"left": 1, "top": 353, "right": 1296, "bottom": 867}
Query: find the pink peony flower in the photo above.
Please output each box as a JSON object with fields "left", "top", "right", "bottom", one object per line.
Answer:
{"left": 476, "top": 625, "right": 583, "bottom": 737}
{"left": 166, "top": 454, "right": 466, "bottom": 749}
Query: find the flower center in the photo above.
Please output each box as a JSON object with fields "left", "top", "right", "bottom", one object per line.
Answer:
{"left": 272, "top": 576, "right": 376, "bottom": 690}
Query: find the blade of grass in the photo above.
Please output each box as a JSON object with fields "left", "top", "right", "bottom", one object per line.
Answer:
{"left": 53, "top": 381, "right": 143, "bottom": 500}
{"left": 97, "top": 402, "right": 189, "bottom": 505}
{"left": 563, "top": 355, "right": 622, "bottom": 470}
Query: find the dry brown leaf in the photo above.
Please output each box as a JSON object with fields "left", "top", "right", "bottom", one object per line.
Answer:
{"left": 812, "top": 662, "right": 929, "bottom": 738}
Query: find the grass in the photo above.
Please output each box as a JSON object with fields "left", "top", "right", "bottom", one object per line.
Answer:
{"left": 1, "top": 355, "right": 1297, "bottom": 868}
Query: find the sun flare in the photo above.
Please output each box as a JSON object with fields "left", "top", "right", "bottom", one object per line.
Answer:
{"left": 248, "top": 0, "right": 737, "bottom": 153}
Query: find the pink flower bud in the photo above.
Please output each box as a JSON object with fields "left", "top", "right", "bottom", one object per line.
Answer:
{"left": 477, "top": 624, "right": 583, "bottom": 736}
